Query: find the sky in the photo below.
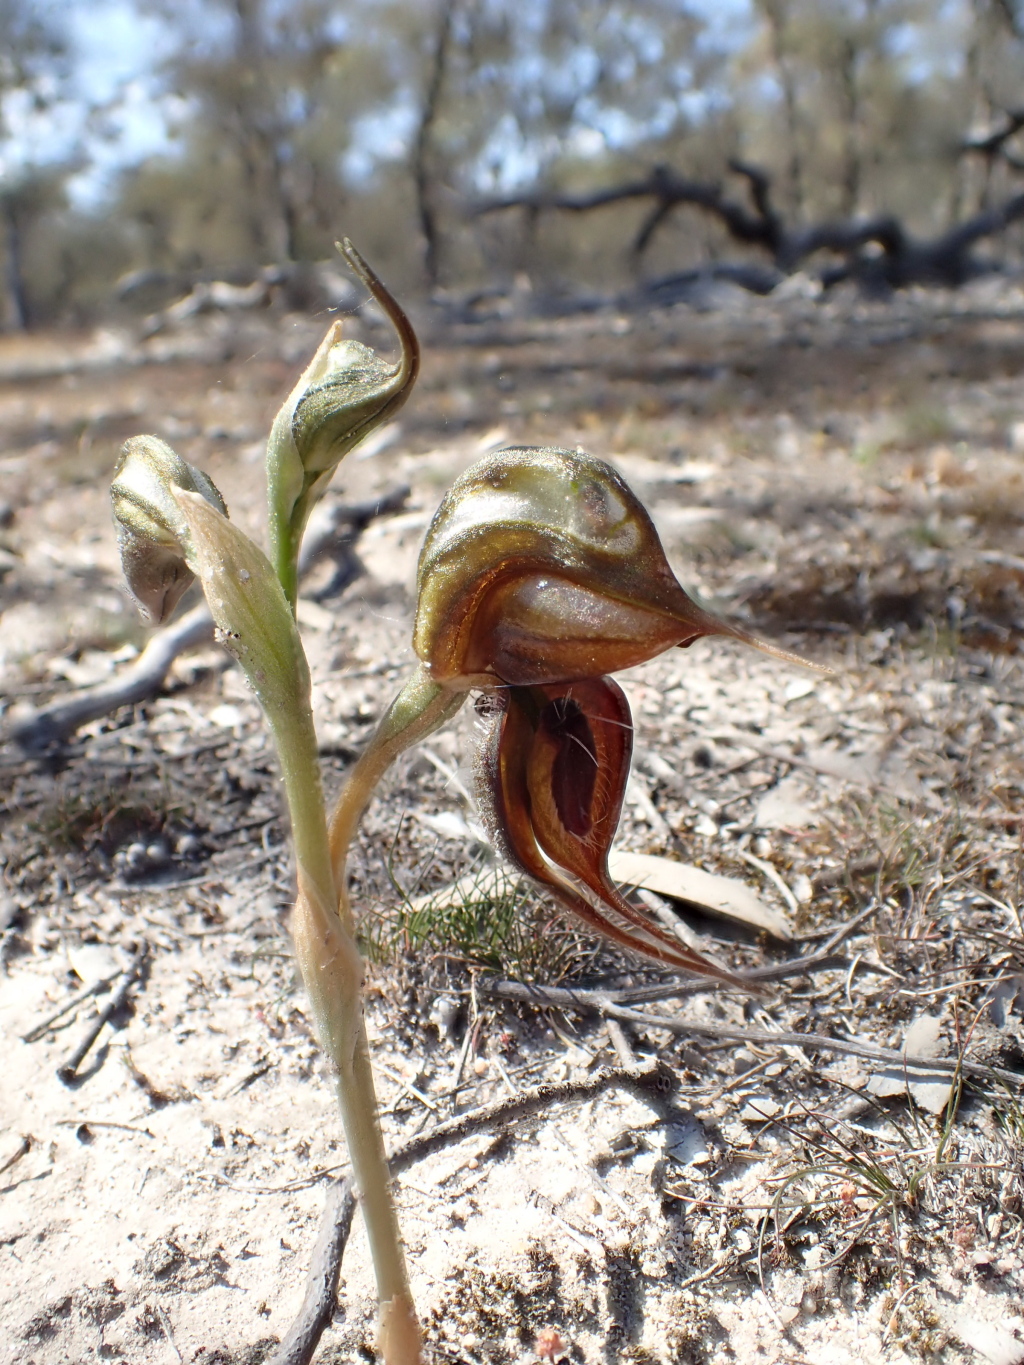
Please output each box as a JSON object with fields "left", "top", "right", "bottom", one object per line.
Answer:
{"left": 6, "top": 0, "right": 763, "bottom": 207}
{"left": 67, "top": 2, "right": 180, "bottom": 200}
{"left": 1, "top": 0, "right": 179, "bottom": 206}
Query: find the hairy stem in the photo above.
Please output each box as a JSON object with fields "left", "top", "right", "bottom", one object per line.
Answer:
{"left": 328, "top": 664, "right": 466, "bottom": 921}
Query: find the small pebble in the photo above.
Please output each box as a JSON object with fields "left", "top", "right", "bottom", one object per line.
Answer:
{"left": 792, "top": 873, "right": 814, "bottom": 904}
{"left": 428, "top": 995, "right": 461, "bottom": 1043}
{"left": 534, "top": 1327, "right": 567, "bottom": 1362}
{"left": 125, "top": 842, "right": 148, "bottom": 868}
{"left": 740, "top": 1095, "right": 781, "bottom": 1121}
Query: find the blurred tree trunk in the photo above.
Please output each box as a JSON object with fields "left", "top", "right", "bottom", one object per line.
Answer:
{"left": 2, "top": 198, "right": 29, "bottom": 331}
{"left": 413, "top": 0, "right": 458, "bottom": 290}
{"left": 836, "top": 33, "right": 862, "bottom": 217}
{"left": 231, "top": 0, "right": 297, "bottom": 261}
{"left": 139, "top": 0, "right": 350, "bottom": 270}
{"left": 758, "top": 0, "right": 805, "bottom": 218}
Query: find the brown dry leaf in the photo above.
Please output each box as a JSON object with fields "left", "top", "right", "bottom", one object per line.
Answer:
{"left": 606, "top": 850, "right": 793, "bottom": 940}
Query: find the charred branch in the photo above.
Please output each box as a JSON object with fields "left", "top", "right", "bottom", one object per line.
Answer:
{"left": 474, "top": 161, "right": 1024, "bottom": 295}
{"left": 960, "top": 107, "right": 1024, "bottom": 159}
{"left": 475, "top": 163, "right": 785, "bottom": 260}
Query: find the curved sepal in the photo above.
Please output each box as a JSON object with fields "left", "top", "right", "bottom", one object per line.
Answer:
{"left": 415, "top": 446, "right": 821, "bottom": 689}
{"left": 111, "top": 435, "right": 227, "bottom": 624}
{"left": 267, "top": 240, "right": 419, "bottom": 604}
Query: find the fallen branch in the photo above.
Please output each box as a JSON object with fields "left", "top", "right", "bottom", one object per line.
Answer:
{"left": 268, "top": 1060, "right": 675, "bottom": 1365}
{"left": 474, "top": 159, "right": 1024, "bottom": 293}
{"left": 962, "top": 108, "right": 1024, "bottom": 153}
{"left": 141, "top": 274, "right": 279, "bottom": 338}
{"left": 22, "top": 963, "right": 126, "bottom": 1042}
{"left": 6, "top": 487, "right": 409, "bottom": 751}
{"left": 135, "top": 260, "right": 363, "bottom": 338}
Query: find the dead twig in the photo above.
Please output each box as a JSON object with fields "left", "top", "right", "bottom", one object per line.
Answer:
{"left": 604, "top": 1017, "right": 637, "bottom": 1068}
{"left": 56, "top": 942, "right": 150, "bottom": 1084}
{"left": 55, "top": 1119, "right": 155, "bottom": 1137}
{"left": 9, "top": 604, "right": 214, "bottom": 753}
{"left": 156, "top": 1303, "right": 184, "bottom": 1365}
{"left": 478, "top": 980, "right": 1024, "bottom": 1088}
{"left": 267, "top": 1060, "right": 675, "bottom": 1365}
{"left": 392, "top": 1061, "right": 673, "bottom": 1170}
{"left": 123, "top": 1044, "right": 189, "bottom": 1107}
{"left": 0, "top": 1135, "right": 31, "bottom": 1177}
{"left": 22, "top": 969, "right": 123, "bottom": 1042}
{"left": 529, "top": 924, "right": 871, "bottom": 1012}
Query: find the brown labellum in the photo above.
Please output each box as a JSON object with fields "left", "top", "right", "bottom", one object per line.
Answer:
{"left": 477, "top": 677, "right": 747, "bottom": 985}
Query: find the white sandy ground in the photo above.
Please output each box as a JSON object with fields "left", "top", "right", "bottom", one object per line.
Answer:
{"left": 3, "top": 637, "right": 1023, "bottom": 1364}
{"left": 2, "top": 928, "right": 1022, "bottom": 1365}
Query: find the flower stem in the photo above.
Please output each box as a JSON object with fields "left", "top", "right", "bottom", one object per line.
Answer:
{"left": 274, "top": 700, "right": 423, "bottom": 1365}
{"left": 328, "top": 665, "right": 466, "bottom": 917}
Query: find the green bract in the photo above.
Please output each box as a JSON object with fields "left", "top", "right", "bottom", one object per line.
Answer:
{"left": 266, "top": 239, "right": 419, "bottom": 608}
{"left": 112, "top": 245, "right": 429, "bottom": 1365}
{"left": 172, "top": 489, "right": 311, "bottom": 719}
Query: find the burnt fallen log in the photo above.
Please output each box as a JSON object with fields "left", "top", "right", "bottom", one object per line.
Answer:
{"left": 474, "top": 159, "right": 1024, "bottom": 295}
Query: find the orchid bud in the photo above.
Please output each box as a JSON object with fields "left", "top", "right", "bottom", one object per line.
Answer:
{"left": 111, "top": 435, "right": 228, "bottom": 624}
{"left": 475, "top": 677, "right": 747, "bottom": 985}
{"left": 415, "top": 446, "right": 814, "bottom": 689}
{"left": 267, "top": 240, "right": 419, "bottom": 604}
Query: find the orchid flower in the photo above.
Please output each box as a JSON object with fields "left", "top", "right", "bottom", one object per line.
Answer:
{"left": 113, "top": 238, "right": 817, "bottom": 1365}
{"left": 473, "top": 676, "right": 748, "bottom": 983}
{"left": 330, "top": 444, "right": 818, "bottom": 985}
